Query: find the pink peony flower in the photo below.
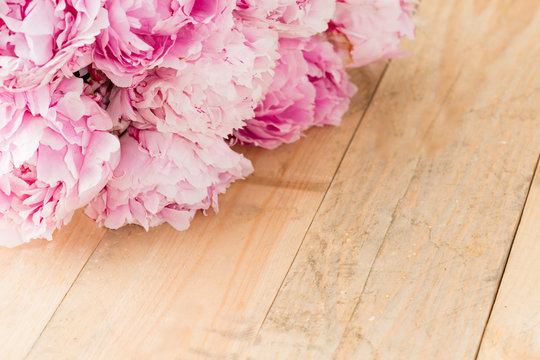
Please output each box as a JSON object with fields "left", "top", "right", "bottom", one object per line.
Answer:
{"left": 0, "top": 0, "right": 416, "bottom": 246}
{"left": 303, "top": 36, "right": 357, "bottom": 126}
{"left": 329, "top": 0, "right": 416, "bottom": 67}
{"left": 93, "top": 0, "right": 234, "bottom": 87}
{"left": 233, "top": 36, "right": 356, "bottom": 149}
{"left": 86, "top": 128, "right": 253, "bottom": 231}
{"left": 0, "top": 0, "right": 108, "bottom": 91}
{"left": 107, "top": 16, "right": 278, "bottom": 141}
{"left": 235, "top": 0, "right": 335, "bottom": 37}
{"left": 0, "top": 77, "right": 120, "bottom": 246}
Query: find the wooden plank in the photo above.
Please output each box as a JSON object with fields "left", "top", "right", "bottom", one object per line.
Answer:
{"left": 25, "top": 64, "right": 386, "bottom": 359}
{"left": 0, "top": 211, "right": 106, "bottom": 360}
{"left": 477, "top": 162, "right": 540, "bottom": 359}
{"left": 244, "top": 1, "right": 540, "bottom": 359}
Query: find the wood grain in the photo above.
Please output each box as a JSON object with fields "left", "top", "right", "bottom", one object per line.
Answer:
{"left": 477, "top": 163, "right": 540, "bottom": 360}
{"left": 245, "top": 1, "right": 540, "bottom": 359}
{"left": 24, "top": 65, "right": 386, "bottom": 360}
{"left": 0, "top": 211, "right": 106, "bottom": 360}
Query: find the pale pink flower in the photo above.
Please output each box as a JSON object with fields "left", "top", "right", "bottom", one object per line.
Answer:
{"left": 235, "top": 0, "right": 335, "bottom": 37}
{"left": 234, "top": 36, "right": 356, "bottom": 149}
{"left": 0, "top": 0, "right": 108, "bottom": 91}
{"left": 86, "top": 128, "right": 253, "bottom": 231}
{"left": 93, "top": 0, "right": 234, "bottom": 87}
{"left": 0, "top": 77, "right": 120, "bottom": 246}
{"left": 107, "top": 16, "right": 278, "bottom": 141}
{"left": 329, "top": 0, "right": 416, "bottom": 67}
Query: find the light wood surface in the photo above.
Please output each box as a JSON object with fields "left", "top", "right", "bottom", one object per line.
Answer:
{"left": 477, "top": 163, "right": 540, "bottom": 360}
{"left": 2, "top": 0, "right": 540, "bottom": 359}
{"left": 247, "top": 1, "right": 540, "bottom": 359}
{"left": 0, "top": 213, "right": 106, "bottom": 360}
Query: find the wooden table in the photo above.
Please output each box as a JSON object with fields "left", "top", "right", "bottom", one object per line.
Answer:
{"left": 2, "top": 1, "right": 540, "bottom": 359}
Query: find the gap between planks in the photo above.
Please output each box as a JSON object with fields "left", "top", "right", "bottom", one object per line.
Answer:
{"left": 256, "top": 64, "right": 390, "bottom": 337}
{"left": 0, "top": 212, "right": 108, "bottom": 360}
{"left": 22, "top": 227, "right": 109, "bottom": 360}
{"left": 473, "top": 154, "right": 540, "bottom": 359}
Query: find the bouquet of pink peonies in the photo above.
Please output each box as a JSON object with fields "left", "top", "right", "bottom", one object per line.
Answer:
{"left": 0, "top": 0, "right": 415, "bottom": 247}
